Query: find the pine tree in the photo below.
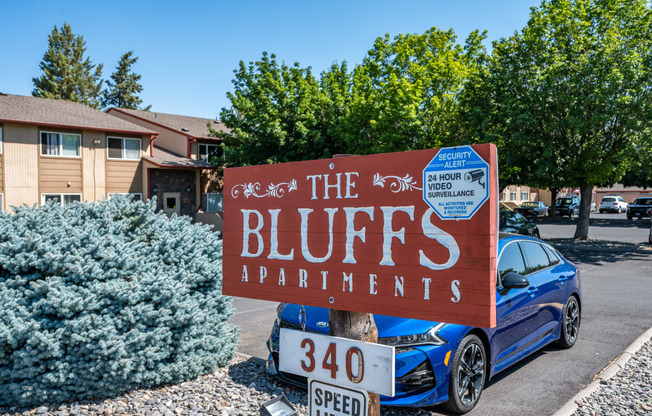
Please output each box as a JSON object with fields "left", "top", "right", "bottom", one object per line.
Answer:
{"left": 103, "top": 51, "right": 148, "bottom": 110}
{"left": 32, "top": 23, "right": 104, "bottom": 108}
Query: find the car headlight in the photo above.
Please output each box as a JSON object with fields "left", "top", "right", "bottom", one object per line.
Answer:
{"left": 377, "top": 323, "right": 448, "bottom": 347}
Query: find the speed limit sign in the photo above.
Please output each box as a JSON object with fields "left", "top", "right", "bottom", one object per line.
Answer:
{"left": 279, "top": 328, "right": 395, "bottom": 397}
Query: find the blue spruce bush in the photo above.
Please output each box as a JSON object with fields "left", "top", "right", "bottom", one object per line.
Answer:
{"left": 0, "top": 197, "right": 238, "bottom": 407}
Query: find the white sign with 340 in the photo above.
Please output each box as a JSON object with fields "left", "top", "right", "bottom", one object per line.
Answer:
{"left": 279, "top": 328, "right": 395, "bottom": 397}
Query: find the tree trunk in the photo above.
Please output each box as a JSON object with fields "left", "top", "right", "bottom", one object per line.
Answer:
{"left": 329, "top": 310, "right": 380, "bottom": 416}
{"left": 573, "top": 185, "right": 593, "bottom": 240}
{"left": 549, "top": 188, "right": 558, "bottom": 218}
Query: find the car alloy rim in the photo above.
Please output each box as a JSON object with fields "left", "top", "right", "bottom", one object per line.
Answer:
{"left": 566, "top": 298, "right": 579, "bottom": 344}
{"left": 457, "top": 342, "right": 484, "bottom": 406}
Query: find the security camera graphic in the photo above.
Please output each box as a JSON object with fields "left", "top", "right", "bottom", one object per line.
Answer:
{"left": 464, "top": 169, "right": 485, "bottom": 189}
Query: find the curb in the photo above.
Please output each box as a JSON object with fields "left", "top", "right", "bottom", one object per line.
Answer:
{"left": 552, "top": 326, "right": 652, "bottom": 416}
{"left": 235, "top": 351, "right": 266, "bottom": 365}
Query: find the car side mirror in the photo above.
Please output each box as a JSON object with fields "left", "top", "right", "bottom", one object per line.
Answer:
{"left": 502, "top": 272, "right": 530, "bottom": 289}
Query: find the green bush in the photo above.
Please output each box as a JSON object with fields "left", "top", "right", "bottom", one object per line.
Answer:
{"left": 0, "top": 197, "right": 238, "bottom": 407}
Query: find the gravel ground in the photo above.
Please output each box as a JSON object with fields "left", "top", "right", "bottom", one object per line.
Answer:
{"left": 0, "top": 354, "right": 442, "bottom": 416}
{"left": 572, "top": 337, "right": 652, "bottom": 416}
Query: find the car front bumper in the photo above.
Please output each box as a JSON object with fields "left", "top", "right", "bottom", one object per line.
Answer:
{"left": 265, "top": 319, "right": 455, "bottom": 407}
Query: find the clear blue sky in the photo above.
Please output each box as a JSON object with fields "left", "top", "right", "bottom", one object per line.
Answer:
{"left": 0, "top": 0, "right": 539, "bottom": 119}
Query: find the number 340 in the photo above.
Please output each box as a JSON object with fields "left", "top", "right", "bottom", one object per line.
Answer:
{"left": 300, "top": 338, "right": 365, "bottom": 383}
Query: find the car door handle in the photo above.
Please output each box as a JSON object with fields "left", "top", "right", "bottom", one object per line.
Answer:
{"left": 558, "top": 276, "right": 567, "bottom": 284}
{"left": 527, "top": 286, "right": 538, "bottom": 297}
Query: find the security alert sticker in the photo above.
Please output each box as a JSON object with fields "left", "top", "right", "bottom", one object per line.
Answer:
{"left": 423, "top": 145, "right": 490, "bottom": 220}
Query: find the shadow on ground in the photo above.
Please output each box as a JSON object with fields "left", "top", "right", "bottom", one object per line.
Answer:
{"left": 544, "top": 238, "right": 652, "bottom": 266}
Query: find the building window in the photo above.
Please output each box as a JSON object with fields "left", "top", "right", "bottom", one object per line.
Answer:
{"left": 510, "top": 192, "right": 517, "bottom": 201}
{"left": 502, "top": 191, "right": 508, "bottom": 201}
{"left": 198, "top": 143, "right": 223, "bottom": 163}
{"left": 109, "top": 193, "right": 142, "bottom": 202}
{"left": 521, "top": 192, "right": 529, "bottom": 201}
{"left": 202, "top": 193, "right": 223, "bottom": 213}
{"left": 41, "top": 193, "right": 82, "bottom": 206}
{"left": 107, "top": 137, "right": 141, "bottom": 160}
{"left": 40, "top": 132, "right": 81, "bottom": 157}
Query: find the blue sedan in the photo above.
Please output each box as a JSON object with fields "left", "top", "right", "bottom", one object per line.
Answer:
{"left": 266, "top": 233, "right": 581, "bottom": 413}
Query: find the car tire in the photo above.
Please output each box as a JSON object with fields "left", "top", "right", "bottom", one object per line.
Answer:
{"left": 445, "top": 334, "right": 486, "bottom": 414}
{"left": 557, "top": 296, "right": 580, "bottom": 349}
{"left": 599, "top": 209, "right": 604, "bottom": 214}
{"left": 533, "top": 230, "right": 540, "bottom": 239}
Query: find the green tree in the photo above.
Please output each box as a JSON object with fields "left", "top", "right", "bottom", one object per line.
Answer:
{"left": 103, "top": 51, "right": 149, "bottom": 110}
{"left": 218, "top": 52, "right": 350, "bottom": 166}
{"left": 346, "top": 27, "right": 487, "bottom": 155}
{"left": 32, "top": 23, "right": 103, "bottom": 108}
{"left": 475, "top": 0, "right": 652, "bottom": 239}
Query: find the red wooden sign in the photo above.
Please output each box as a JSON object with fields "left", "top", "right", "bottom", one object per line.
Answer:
{"left": 223, "top": 144, "right": 498, "bottom": 328}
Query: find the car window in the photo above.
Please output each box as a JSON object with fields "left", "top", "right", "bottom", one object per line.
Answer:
{"left": 543, "top": 245, "right": 560, "bottom": 265}
{"left": 602, "top": 197, "right": 615, "bottom": 202}
{"left": 520, "top": 241, "right": 551, "bottom": 274}
{"left": 557, "top": 198, "right": 571, "bottom": 206}
{"left": 498, "top": 242, "right": 527, "bottom": 281}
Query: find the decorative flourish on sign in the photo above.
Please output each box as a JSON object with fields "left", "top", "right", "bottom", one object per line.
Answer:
{"left": 373, "top": 173, "right": 422, "bottom": 192}
{"left": 231, "top": 180, "right": 298, "bottom": 198}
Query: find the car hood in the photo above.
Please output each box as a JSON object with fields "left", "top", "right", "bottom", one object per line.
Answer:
{"left": 278, "top": 304, "right": 442, "bottom": 338}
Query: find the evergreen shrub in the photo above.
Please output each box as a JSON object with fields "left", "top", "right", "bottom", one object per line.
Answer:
{"left": 0, "top": 197, "right": 238, "bottom": 407}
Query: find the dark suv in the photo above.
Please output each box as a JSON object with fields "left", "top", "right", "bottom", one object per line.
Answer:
{"left": 554, "top": 196, "right": 581, "bottom": 217}
{"left": 626, "top": 197, "right": 652, "bottom": 220}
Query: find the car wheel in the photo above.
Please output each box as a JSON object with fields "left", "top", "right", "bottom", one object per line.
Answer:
{"left": 445, "top": 334, "right": 486, "bottom": 414}
{"left": 558, "top": 296, "right": 580, "bottom": 349}
{"left": 533, "top": 230, "right": 540, "bottom": 239}
{"left": 599, "top": 209, "right": 604, "bottom": 213}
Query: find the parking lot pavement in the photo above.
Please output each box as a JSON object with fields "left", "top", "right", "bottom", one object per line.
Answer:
{"left": 229, "top": 218, "right": 652, "bottom": 416}
{"left": 536, "top": 213, "right": 651, "bottom": 244}
{"left": 228, "top": 297, "right": 278, "bottom": 359}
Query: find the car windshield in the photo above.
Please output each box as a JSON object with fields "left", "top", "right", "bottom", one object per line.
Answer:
{"left": 602, "top": 197, "right": 616, "bottom": 203}
{"left": 500, "top": 211, "right": 527, "bottom": 226}
{"left": 633, "top": 198, "right": 652, "bottom": 205}
{"left": 556, "top": 198, "right": 572, "bottom": 206}
{"left": 521, "top": 202, "right": 539, "bottom": 207}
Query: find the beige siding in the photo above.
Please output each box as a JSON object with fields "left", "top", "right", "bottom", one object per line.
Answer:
{"left": 106, "top": 161, "right": 143, "bottom": 194}
{"left": 82, "top": 130, "right": 106, "bottom": 202}
{"left": 0, "top": 154, "right": 4, "bottom": 194}
{"left": 105, "top": 137, "right": 146, "bottom": 195}
{"left": 3, "top": 123, "right": 39, "bottom": 207}
{"left": 39, "top": 157, "right": 83, "bottom": 194}
{"left": 108, "top": 110, "right": 187, "bottom": 156}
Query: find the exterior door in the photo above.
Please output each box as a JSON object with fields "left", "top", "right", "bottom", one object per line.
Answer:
{"left": 163, "top": 192, "right": 180, "bottom": 216}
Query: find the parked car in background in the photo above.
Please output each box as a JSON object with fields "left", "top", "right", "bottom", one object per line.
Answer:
{"left": 599, "top": 196, "right": 628, "bottom": 213}
{"left": 500, "top": 210, "right": 540, "bottom": 238}
{"left": 554, "top": 196, "right": 581, "bottom": 217}
{"left": 515, "top": 201, "right": 548, "bottom": 218}
{"left": 626, "top": 197, "right": 652, "bottom": 220}
{"left": 266, "top": 234, "right": 581, "bottom": 413}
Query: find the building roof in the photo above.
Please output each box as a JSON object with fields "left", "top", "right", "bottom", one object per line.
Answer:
{"left": 107, "top": 107, "right": 228, "bottom": 140}
{"left": 144, "top": 146, "right": 216, "bottom": 169}
{"left": 0, "top": 93, "right": 157, "bottom": 135}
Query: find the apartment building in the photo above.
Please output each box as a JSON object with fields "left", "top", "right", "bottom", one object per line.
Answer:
{"left": 106, "top": 107, "right": 226, "bottom": 228}
{"left": 0, "top": 93, "right": 157, "bottom": 210}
